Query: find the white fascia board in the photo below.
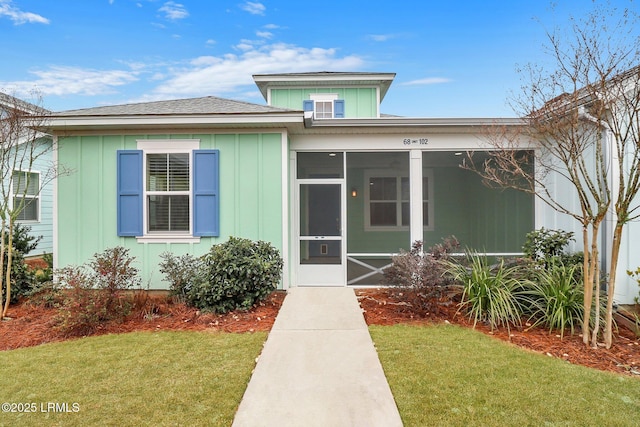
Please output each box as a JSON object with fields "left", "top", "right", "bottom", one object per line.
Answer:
{"left": 44, "top": 113, "right": 303, "bottom": 131}
{"left": 307, "top": 117, "right": 525, "bottom": 127}
{"left": 253, "top": 72, "right": 396, "bottom": 84}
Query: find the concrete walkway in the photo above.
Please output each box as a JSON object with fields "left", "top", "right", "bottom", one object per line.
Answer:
{"left": 232, "top": 287, "right": 403, "bottom": 427}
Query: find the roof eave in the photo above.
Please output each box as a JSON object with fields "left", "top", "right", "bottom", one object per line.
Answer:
{"left": 253, "top": 72, "right": 396, "bottom": 101}
{"left": 304, "top": 117, "right": 525, "bottom": 128}
{"left": 42, "top": 112, "right": 304, "bottom": 132}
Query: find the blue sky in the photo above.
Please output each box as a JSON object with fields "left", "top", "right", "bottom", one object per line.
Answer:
{"left": 0, "top": 1, "right": 634, "bottom": 117}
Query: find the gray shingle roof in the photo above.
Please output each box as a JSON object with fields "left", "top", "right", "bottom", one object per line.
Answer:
{"left": 54, "top": 96, "right": 296, "bottom": 116}
{"left": 0, "top": 92, "right": 50, "bottom": 115}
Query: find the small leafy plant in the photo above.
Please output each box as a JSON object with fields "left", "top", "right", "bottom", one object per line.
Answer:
{"left": 626, "top": 267, "right": 640, "bottom": 306}
{"left": 523, "top": 228, "right": 577, "bottom": 267}
{"left": 182, "top": 237, "right": 283, "bottom": 314}
{"left": 55, "top": 247, "right": 140, "bottom": 336}
{"left": 383, "top": 237, "right": 459, "bottom": 315}
{"left": 523, "top": 262, "right": 585, "bottom": 337}
{"left": 4, "top": 223, "right": 42, "bottom": 303}
{"left": 158, "top": 252, "right": 203, "bottom": 299}
{"left": 446, "top": 252, "right": 524, "bottom": 331}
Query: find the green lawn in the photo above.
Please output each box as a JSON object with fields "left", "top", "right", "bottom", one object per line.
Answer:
{"left": 371, "top": 324, "right": 640, "bottom": 427}
{"left": 0, "top": 331, "right": 266, "bottom": 427}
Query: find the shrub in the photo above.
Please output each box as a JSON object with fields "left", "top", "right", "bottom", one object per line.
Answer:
{"left": 3, "top": 223, "right": 41, "bottom": 303}
{"left": 523, "top": 228, "right": 580, "bottom": 267}
{"left": 55, "top": 247, "right": 140, "bottom": 336}
{"left": 626, "top": 267, "right": 640, "bottom": 306}
{"left": 383, "top": 237, "right": 459, "bottom": 315}
{"left": 523, "top": 262, "right": 585, "bottom": 337}
{"left": 33, "top": 252, "right": 54, "bottom": 284}
{"left": 523, "top": 261, "right": 609, "bottom": 338}
{"left": 446, "top": 252, "right": 524, "bottom": 331}
{"left": 187, "top": 237, "right": 283, "bottom": 313}
{"left": 158, "top": 252, "right": 203, "bottom": 299}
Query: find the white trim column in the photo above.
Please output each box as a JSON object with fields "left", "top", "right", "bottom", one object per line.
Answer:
{"left": 52, "top": 135, "right": 58, "bottom": 270}
{"left": 410, "top": 150, "right": 423, "bottom": 247}
{"left": 281, "top": 131, "right": 290, "bottom": 289}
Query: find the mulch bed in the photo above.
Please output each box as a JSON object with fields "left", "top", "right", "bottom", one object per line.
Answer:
{"left": 0, "top": 291, "right": 286, "bottom": 351}
{"left": 1, "top": 287, "right": 639, "bottom": 377}
{"left": 356, "top": 288, "right": 640, "bottom": 377}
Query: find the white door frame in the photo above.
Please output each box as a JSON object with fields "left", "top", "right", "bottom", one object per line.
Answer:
{"left": 295, "top": 177, "right": 346, "bottom": 286}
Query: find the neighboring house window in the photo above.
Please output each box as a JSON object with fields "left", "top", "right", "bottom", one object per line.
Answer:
{"left": 12, "top": 170, "right": 39, "bottom": 222}
{"left": 117, "top": 141, "right": 219, "bottom": 239}
{"left": 365, "top": 170, "right": 434, "bottom": 230}
{"left": 303, "top": 94, "right": 345, "bottom": 119}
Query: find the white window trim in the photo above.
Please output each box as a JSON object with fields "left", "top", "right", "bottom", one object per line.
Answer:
{"left": 309, "top": 93, "right": 338, "bottom": 119}
{"left": 364, "top": 169, "right": 434, "bottom": 232}
{"left": 12, "top": 169, "right": 40, "bottom": 223}
{"left": 136, "top": 139, "right": 199, "bottom": 241}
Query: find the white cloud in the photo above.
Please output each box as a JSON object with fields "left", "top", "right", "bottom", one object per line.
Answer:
{"left": 256, "top": 31, "right": 273, "bottom": 39}
{"left": 367, "top": 34, "right": 394, "bottom": 42}
{"left": 0, "top": 43, "right": 365, "bottom": 106}
{"left": 0, "top": 66, "right": 139, "bottom": 97}
{"left": 263, "top": 24, "right": 280, "bottom": 30}
{"left": 241, "top": 1, "right": 265, "bottom": 16}
{"left": 151, "top": 43, "right": 363, "bottom": 97}
{"left": 0, "top": 0, "right": 49, "bottom": 25}
{"left": 235, "top": 39, "right": 258, "bottom": 51}
{"left": 206, "top": 39, "right": 216, "bottom": 46}
{"left": 402, "top": 77, "right": 452, "bottom": 85}
{"left": 159, "top": 1, "right": 189, "bottom": 20}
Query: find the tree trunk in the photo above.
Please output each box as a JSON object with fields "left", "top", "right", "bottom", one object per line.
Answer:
{"left": 604, "top": 224, "right": 624, "bottom": 349}
{"left": 0, "top": 220, "right": 5, "bottom": 319}
{"left": 590, "top": 257, "right": 601, "bottom": 348}
{"left": 582, "top": 225, "right": 600, "bottom": 346}
{"left": 2, "top": 221, "right": 13, "bottom": 318}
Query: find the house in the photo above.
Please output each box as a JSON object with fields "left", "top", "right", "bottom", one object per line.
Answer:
{"left": 39, "top": 71, "right": 638, "bottom": 304}
{"left": 0, "top": 93, "right": 54, "bottom": 256}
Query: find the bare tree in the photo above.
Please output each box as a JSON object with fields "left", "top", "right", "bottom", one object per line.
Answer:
{"left": 0, "top": 91, "right": 57, "bottom": 318}
{"left": 467, "top": 2, "right": 640, "bottom": 348}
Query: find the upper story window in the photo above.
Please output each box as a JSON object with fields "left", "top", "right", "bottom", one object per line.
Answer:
{"left": 303, "top": 94, "right": 345, "bottom": 119}
{"left": 12, "top": 170, "right": 39, "bottom": 222}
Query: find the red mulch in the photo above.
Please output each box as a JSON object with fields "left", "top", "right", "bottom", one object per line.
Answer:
{"left": 0, "top": 291, "right": 286, "bottom": 351}
{"left": 356, "top": 288, "right": 640, "bottom": 377}
{"left": 2, "top": 287, "right": 639, "bottom": 377}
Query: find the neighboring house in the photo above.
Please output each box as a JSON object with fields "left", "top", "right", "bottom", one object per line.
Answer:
{"left": 0, "top": 93, "right": 54, "bottom": 256}
{"left": 39, "top": 71, "right": 636, "bottom": 304}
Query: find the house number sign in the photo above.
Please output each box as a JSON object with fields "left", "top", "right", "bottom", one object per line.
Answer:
{"left": 402, "top": 138, "right": 429, "bottom": 146}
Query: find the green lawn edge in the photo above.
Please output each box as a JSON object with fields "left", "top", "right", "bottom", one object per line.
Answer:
{"left": 370, "top": 323, "right": 640, "bottom": 427}
{"left": 0, "top": 330, "right": 267, "bottom": 427}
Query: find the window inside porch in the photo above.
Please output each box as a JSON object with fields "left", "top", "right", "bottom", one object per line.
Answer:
{"left": 345, "top": 150, "right": 534, "bottom": 286}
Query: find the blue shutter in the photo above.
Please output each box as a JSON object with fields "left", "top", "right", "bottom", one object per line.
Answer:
{"left": 303, "top": 100, "right": 314, "bottom": 112}
{"left": 117, "top": 150, "right": 143, "bottom": 236}
{"left": 334, "top": 99, "right": 345, "bottom": 118}
{"left": 193, "top": 149, "right": 220, "bottom": 237}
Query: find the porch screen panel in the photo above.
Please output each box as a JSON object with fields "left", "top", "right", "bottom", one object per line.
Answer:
{"left": 422, "top": 151, "right": 534, "bottom": 254}
{"left": 346, "top": 152, "right": 410, "bottom": 285}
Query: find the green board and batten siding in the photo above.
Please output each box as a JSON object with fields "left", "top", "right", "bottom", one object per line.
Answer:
{"left": 270, "top": 88, "right": 378, "bottom": 118}
{"left": 57, "top": 133, "right": 284, "bottom": 289}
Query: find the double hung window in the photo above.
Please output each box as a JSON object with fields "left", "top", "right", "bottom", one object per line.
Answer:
{"left": 116, "top": 140, "right": 219, "bottom": 240}
{"left": 12, "top": 170, "right": 39, "bottom": 222}
{"left": 365, "top": 170, "right": 433, "bottom": 230}
{"left": 303, "top": 94, "right": 345, "bottom": 119}
{"left": 146, "top": 153, "right": 190, "bottom": 232}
